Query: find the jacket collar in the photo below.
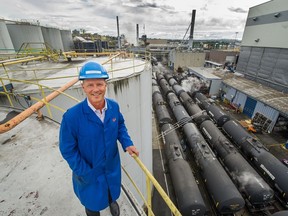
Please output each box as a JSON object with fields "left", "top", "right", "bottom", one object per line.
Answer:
{"left": 82, "top": 98, "right": 113, "bottom": 124}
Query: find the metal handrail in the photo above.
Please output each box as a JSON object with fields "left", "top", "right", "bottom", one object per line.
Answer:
{"left": 127, "top": 155, "right": 182, "bottom": 216}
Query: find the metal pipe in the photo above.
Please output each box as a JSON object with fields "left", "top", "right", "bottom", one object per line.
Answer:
{"left": 0, "top": 77, "right": 79, "bottom": 134}
{"left": 0, "top": 56, "right": 46, "bottom": 67}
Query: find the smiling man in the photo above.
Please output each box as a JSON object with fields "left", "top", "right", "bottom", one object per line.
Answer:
{"left": 59, "top": 61, "right": 139, "bottom": 216}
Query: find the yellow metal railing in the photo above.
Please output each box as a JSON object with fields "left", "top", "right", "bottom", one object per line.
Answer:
{"left": 122, "top": 155, "right": 182, "bottom": 216}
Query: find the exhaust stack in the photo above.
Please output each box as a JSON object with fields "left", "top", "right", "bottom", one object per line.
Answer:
{"left": 188, "top": 9, "right": 196, "bottom": 50}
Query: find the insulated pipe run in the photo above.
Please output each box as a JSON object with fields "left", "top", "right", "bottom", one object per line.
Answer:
{"left": 0, "top": 77, "right": 79, "bottom": 134}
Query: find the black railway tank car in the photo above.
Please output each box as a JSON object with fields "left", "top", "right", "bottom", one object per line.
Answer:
{"left": 168, "top": 77, "right": 178, "bottom": 87}
{"left": 167, "top": 92, "right": 192, "bottom": 126}
{"left": 205, "top": 103, "right": 230, "bottom": 127}
{"left": 200, "top": 120, "right": 274, "bottom": 207}
{"left": 161, "top": 123, "right": 207, "bottom": 216}
{"left": 178, "top": 91, "right": 210, "bottom": 125}
{"left": 172, "top": 84, "right": 185, "bottom": 97}
{"left": 152, "top": 91, "right": 172, "bottom": 126}
{"left": 183, "top": 122, "right": 245, "bottom": 214}
{"left": 159, "top": 78, "right": 173, "bottom": 98}
{"left": 271, "top": 210, "right": 288, "bottom": 216}
{"left": 223, "top": 119, "right": 288, "bottom": 207}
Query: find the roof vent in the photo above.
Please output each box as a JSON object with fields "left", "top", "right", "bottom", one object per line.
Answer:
{"left": 255, "top": 38, "right": 260, "bottom": 42}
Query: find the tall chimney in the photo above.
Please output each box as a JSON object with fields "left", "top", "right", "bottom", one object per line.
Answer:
{"left": 188, "top": 9, "right": 196, "bottom": 50}
{"left": 116, "top": 16, "right": 120, "bottom": 49}
{"left": 136, "top": 24, "right": 139, "bottom": 46}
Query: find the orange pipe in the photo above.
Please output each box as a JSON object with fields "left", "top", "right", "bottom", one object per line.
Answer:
{"left": 0, "top": 77, "right": 79, "bottom": 134}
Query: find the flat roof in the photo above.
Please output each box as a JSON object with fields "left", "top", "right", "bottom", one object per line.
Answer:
{"left": 188, "top": 67, "right": 222, "bottom": 80}
{"left": 205, "top": 60, "right": 223, "bottom": 67}
{"left": 223, "top": 76, "right": 288, "bottom": 117}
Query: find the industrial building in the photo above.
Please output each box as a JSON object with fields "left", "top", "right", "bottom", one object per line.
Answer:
{"left": 221, "top": 0, "right": 288, "bottom": 133}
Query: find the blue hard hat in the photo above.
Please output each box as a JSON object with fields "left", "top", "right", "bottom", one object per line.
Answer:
{"left": 79, "top": 62, "right": 109, "bottom": 80}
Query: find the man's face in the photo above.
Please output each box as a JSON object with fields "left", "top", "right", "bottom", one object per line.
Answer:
{"left": 82, "top": 78, "right": 107, "bottom": 106}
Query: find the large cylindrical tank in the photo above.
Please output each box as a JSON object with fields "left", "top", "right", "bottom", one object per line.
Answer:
{"left": 0, "top": 21, "right": 14, "bottom": 53}
{"left": 41, "top": 27, "right": 64, "bottom": 51}
{"left": 6, "top": 23, "right": 45, "bottom": 52}
{"left": 60, "top": 29, "right": 74, "bottom": 51}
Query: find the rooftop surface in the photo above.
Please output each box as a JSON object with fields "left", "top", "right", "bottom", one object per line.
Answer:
{"left": 188, "top": 67, "right": 222, "bottom": 80}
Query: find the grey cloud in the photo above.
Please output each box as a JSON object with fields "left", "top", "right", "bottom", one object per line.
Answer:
{"left": 200, "top": 4, "right": 208, "bottom": 11}
{"left": 228, "top": 7, "right": 247, "bottom": 13}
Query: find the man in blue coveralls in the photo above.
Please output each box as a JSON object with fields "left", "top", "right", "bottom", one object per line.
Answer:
{"left": 59, "top": 61, "right": 139, "bottom": 216}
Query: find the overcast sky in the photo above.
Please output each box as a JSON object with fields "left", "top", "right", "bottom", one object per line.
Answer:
{"left": 0, "top": 0, "right": 270, "bottom": 43}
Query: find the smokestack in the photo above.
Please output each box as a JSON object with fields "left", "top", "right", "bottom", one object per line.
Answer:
{"left": 136, "top": 24, "right": 139, "bottom": 46}
{"left": 188, "top": 9, "right": 196, "bottom": 50}
{"left": 116, "top": 16, "right": 120, "bottom": 49}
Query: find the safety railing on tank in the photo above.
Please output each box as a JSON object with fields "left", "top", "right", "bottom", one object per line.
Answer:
{"left": 0, "top": 51, "right": 181, "bottom": 215}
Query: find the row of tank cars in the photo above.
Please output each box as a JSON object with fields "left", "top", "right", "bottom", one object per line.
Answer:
{"left": 151, "top": 66, "right": 288, "bottom": 216}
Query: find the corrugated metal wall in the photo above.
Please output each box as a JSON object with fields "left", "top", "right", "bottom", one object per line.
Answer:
{"left": 41, "top": 27, "right": 64, "bottom": 51}
{"left": 224, "top": 87, "right": 236, "bottom": 101}
{"left": 0, "top": 21, "right": 14, "bottom": 53}
{"left": 237, "top": 46, "right": 288, "bottom": 92}
{"left": 60, "top": 30, "right": 74, "bottom": 51}
{"left": 221, "top": 84, "right": 279, "bottom": 132}
{"left": 6, "top": 24, "right": 45, "bottom": 52}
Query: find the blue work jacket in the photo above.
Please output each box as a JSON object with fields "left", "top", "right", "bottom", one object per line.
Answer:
{"left": 59, "top": 98, "right": 133, "bottom": 211}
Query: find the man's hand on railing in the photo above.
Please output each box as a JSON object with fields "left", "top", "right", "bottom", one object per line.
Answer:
{"left": 126, "top": 146, "right": 139, "bottom": 157}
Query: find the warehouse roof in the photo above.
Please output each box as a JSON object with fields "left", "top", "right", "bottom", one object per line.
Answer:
{"left": 222, "top": 76, "right": 288, "bottom": 117}
{"left": 188, "top": 67, "right": 222, "bottom": 80}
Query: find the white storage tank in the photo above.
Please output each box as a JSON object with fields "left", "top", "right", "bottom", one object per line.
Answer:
{"left": 6, "top": 23, "right": 45, "bottom": 52}
{"left": 0, "top": 20, "right": 15, "bottom": 53}
{"left": 41, "top": 27, "right": 64, "bottom": 51}
{"left": 60, "top": 29, "right": 74, "bottom": 51}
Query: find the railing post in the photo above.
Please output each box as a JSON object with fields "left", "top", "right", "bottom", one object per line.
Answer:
{"left": 146, "top": 176, "right": 152, "bottom": 216}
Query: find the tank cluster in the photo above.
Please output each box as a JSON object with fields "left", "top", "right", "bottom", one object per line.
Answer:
{"left": 152, "top": 67, "right": 288, "bottom": 216}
